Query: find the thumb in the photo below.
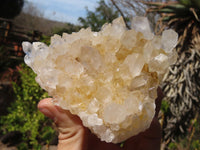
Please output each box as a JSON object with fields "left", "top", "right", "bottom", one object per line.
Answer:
{"left": 38, "top": 98, "right": 87, "bottom": 150}
{"left": 38, "top": 98, "right": 83, "bottom": 128}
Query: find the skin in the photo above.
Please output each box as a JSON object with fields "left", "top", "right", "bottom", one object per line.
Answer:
{"left": 38, "top": 88, "right": 163, "bottom": 150}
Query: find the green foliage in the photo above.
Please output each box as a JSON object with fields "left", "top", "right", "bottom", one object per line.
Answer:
{"left": 179, "top": 0, "right": 200, "bottom": 8}
{"left": 161, "top": 99, "right": 169, "bottom": 113}
{"left": 53, "top": 23, "right": 81, "bottom": 35}
{"left": 0, "top": 64, "right": 55, "bottom": 149}
{"left": 168, "top": 142, "right": 177, "bottom": 150}
{"left": 40, "top": 126, "right": 55, "bottom": 144}
{"left": 40, "top": 35, "right": 50, "bottom": 45}
{"left": 191, "top": 140, "right": 200, "bottom": 150}
{"left": 179, "top": 0, "right": 192, "bottom": 7}
{"left": 190, "top": 115, "right": 200, "bottom": 150}
{"left": 166, "top": 115, "right": 200, "bottom": 150}
{"left": 119, "top": 142, "right": 124, "bottom": 148}
{"left": 78, "top": 0, "right": 119, "bottom": 31}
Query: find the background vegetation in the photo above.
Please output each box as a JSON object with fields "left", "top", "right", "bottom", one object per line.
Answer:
{"left": 0, "top": 64, "right": 55, "bottom": 150}
{"left": 0, "top": 0, "right": 199, "bottom": 149}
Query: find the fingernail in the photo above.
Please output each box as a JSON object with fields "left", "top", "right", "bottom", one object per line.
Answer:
{"left": 39, "top": 108, "right": 54, "bottom": 120}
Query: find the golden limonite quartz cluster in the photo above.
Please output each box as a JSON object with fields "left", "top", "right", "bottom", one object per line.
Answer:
{"left": 22, "top": 17, "right": 178, "bottom": 143}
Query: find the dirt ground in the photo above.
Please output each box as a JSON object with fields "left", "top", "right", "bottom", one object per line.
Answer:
{"left": 0, "top": 142, "right": 17, "bottom": 150}
{"left": 0, "top": 142, "right": 57, "bottom": 150}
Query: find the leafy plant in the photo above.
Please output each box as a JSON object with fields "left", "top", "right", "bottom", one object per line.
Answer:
{"left": 168, "top": 142, "right": 177, "bottom": 150}
{"left": 53, "top": 23, "right": 81, "bottom": 36}
{"left": 78, "top": 0, "right": 119, "bottom": 31}
{"left": 161, "top": 99, "right": 170, "bottom": 114}
{"left": 145, "top": 0, "right": 200, "bottom": 145}
{"left": 39, "top": 35, "right": 50, "bottom": 46}
{"left": 0, "top": 63, "right": 56, "bottom": 149}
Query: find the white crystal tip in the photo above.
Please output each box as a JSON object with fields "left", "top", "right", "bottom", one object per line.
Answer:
{"left": 22, "top": 41, "right": 32, "bottom": 54}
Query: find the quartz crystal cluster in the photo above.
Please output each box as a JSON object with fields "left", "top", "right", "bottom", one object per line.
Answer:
{"left": 22, "top": 16, "right": 178, "bottom": 143}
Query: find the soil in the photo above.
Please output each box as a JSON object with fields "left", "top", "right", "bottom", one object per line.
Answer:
{"left": 0, "top": 142, "right": 57, "bottom": 150}
{"left": 0, "top": 142, "right": 17, "bottom": 150}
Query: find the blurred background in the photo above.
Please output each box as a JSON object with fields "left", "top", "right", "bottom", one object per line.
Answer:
{"left": 0, "top": 0, "right": 199, "bottom": 149}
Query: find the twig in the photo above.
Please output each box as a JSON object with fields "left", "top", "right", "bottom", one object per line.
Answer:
{"left": 110, "top": 0, "right": 130, "bottom": 29}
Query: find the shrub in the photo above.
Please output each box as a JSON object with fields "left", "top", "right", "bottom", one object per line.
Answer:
{"left": 0, "top": 63, "right": 56, "bottom": 149}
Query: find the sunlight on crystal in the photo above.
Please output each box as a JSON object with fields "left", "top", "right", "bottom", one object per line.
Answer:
{"left": 22, "top": 16, "right": 178, "bottom": 143}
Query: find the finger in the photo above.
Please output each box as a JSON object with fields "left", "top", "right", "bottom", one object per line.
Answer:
{"left": 38, "top": 98, "right": 87, "bottom": 148}
{"left": 38, "top": 98, "right": 56, "bottom": 120}
{"left": 38, "top": 98, "right": 83, "bottom": 128}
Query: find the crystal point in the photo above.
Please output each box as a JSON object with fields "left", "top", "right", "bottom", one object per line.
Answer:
{"left": 161, "top": 29, "right": 178, "bottom": 53}
{"left": 131, "top": 16, "right": 153, "bottom": 40}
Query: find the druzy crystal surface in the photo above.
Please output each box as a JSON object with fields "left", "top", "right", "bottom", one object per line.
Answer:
{"left": 22, "top": 17, "right": 178, "bottom": 143}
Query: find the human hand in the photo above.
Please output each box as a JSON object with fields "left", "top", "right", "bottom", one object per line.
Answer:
{"left": 38, "top": 88, "right": 163, "bottom": 150}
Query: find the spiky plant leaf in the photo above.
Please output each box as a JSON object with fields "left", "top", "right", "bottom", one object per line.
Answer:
{"left": 145, "top": 0, "right": 200, "bottom": 147}
{"left": 179, "top": 0, "right": 192, "bottom": 7}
